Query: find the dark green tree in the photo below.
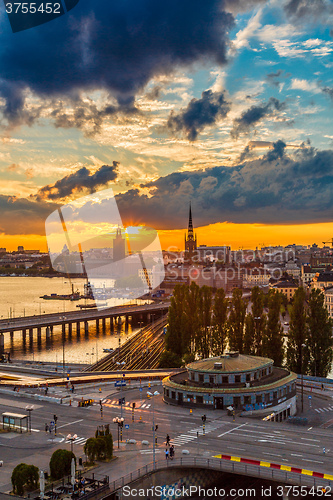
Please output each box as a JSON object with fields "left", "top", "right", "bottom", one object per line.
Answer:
{"left": 306, "top": 288, "right": 333, "bottom": 377}
{"left": 196, "top": 285, "right": 212, "bottom": 358}
{"left": 244, "top": 314, "right": 255, "bottom": 354}
{"left": 11, "top": 464, "right": 39, "bottom": 496}
{"left": 84, "top": 438, "right": 99, "bottom": 463}
{"left": 50, "top": 449, "right": 76, "bottom": 480}
{"left": 262, "top": 290, "right": 284, "bottom": 366}
{"left": 227, "top": 288, "right": 247, "bottom": 353}
{"left": 159, "top": 350, "right": 182, "bottom": 368}
{"left": 286, "top": 287, "right": 308, "bottom": 373}
{"left": 211, "top": 288, "right": 228, "bottom": 355}
{"left": 165, "top": 284, "right": 187, "bottom": 357}
{"left": 184, "top": 281, "right": 202, "bottom": 354}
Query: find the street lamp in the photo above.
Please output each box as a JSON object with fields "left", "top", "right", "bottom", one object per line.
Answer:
{"left": 62, "top": 315, "right": 66, "bottom": 380}
{"left": 25, "top": 405, "right": 34, "bottom": 433}
{"left": 147, "top": 390, "right": 159, "bottom": 470}
{"left": 301, "top": 343, "right": 306, "bottom": 413}
{"left": 67, "top": 433, "right": 77, "bottom": 453}
{"left": 112, "top": 417, "right": 124, "bottom": 448}
{"left": 116, "top": 362, "right": 126, "bottom": 418}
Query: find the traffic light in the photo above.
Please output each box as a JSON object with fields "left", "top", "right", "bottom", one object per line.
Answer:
{"left": 119, "top": 397, "right": 125, "bottom": 405}
{"left": 54, "top": 414, "right": 58, "bottom": 423}
{"left": 132, "top": 402, "right": 136, "bottom": 409}
{"left": 99, "top": 400, "right": 102, "bottom": 407}
{"left": 202, "top": 415, "right": 206, "bottom": 423}
{"left": 155, "top": 425, "right": 158, "bottom": 431}
{"left": 79, "top": 457, "right": 83, "bottom": 466}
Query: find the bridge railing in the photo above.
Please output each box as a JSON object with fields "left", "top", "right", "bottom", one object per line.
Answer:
{"left": 108, "top": 457, "right": 333, "bottom": 493}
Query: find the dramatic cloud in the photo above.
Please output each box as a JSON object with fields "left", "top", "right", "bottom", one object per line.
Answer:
{"left": 0, "top": 195, "right": 58, "bottom": 235}
{"left": 230, "top": 97, "right": 287, "bottom": 138}
{"left": 113, "top": 142, "right": 333, "bottom": 228}
{"left": 284, "top": 0, "right": 333, "bottom": 24}
{"left": 0, "top": 1, "right": 235, "bottom": 128}
{"left": 36, "top": 162, "right": 119, "bottom": 200}
{"left": 165, "top": 90, "right": 231, "bottom": 141}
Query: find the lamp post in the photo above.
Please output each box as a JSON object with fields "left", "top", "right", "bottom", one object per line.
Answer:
{"left": 62, "top": 315, "right": 66, "bottom": 380}
{"left": 67, "top": 433, "right": 77, "bottom": 454}
{"left": 25, "top": 405, "right": 33, "bottom": 433}
{"left": 112, "top": 417, "right": 124, "bottom": 448}
{"left": 116, "top": 361, "right": 126, "bottom": 418}
{"left": 147, "top": 390, "right": 159, "bottom": 470}
{"left": 301, "top": 343, "right": 306, "bottom": 413}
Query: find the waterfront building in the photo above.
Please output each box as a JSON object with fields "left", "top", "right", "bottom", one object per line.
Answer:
{"left": 163, "top": 352, "right": 297, "bottom": 419}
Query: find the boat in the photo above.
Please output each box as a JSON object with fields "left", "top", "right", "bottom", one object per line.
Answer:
{"left": 40, "top": 293, "right": 80, "bottom": 301}
{"left": 103, "top": 348, "right": 114, "bottom": 353}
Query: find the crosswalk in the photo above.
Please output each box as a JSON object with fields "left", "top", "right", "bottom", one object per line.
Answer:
{"left": 64, "top": 435, "right": 87, "bottom": 446}
{"left": 171, "top": 420, "right": 226, "bottom": 447}
{"left": 315, "top": 405, "right": 333, "bottom": 413}
{"left": 101, "top": 399, "right": 151, "bottom": 409}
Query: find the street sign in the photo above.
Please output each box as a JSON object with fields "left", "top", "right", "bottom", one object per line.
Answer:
{"left": 139, "top": 387, "right": 143, "bottom": 392}
{"left": 308, "top": 395, "right": 312, "bottom": 399}
{"left": 115, "top": 381, "right": 127, "bottom": 387}
{"left": 125, "top": 424, "right": 129, "bottom": 429}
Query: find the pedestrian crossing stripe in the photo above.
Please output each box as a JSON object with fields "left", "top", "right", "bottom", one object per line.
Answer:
{"left": 171, "top": 420, "right": 225, "bottom": 446}
{"left": 65, "top": 437, "right": 87, "bottom": 445}
{"left": 315, "top": 406, "right": 333, "bottom": 413}
{"left": 101, "top": 399, "right": 150, "bottom": 409}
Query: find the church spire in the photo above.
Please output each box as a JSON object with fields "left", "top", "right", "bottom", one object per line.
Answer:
{"left": 185, "top": 202, "right": 197, "bottom": 262}
{"left": 187, "top": 202, "right": 194, "bottom": 240}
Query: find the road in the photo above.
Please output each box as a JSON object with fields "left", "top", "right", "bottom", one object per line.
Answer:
{"left": 0, "top": 383, "right": 333, "bottom": 494}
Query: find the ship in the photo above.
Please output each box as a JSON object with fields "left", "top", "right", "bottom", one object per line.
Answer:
{"left": 40, "top": 284, "right": 81, "bottom": 301}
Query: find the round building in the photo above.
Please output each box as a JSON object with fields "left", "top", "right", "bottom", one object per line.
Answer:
{"left": 163, "top": 352, "right": 297, "bottom": 420}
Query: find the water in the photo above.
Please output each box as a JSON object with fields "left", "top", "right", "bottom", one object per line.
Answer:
{"left": 0, "top": 276, "right": 144, "bottom": 364}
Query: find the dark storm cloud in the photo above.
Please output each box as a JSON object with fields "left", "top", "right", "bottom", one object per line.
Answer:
{"left": 230, "top": 98, "right": 287, "bottom": 138}
{"left": 0, "top": 195, "right": 58, "bottom": 235}
{"left": 113, "top": 141, "right": 333, "bottom": 228}
{"left": 284, "top": 0, "right": 333, "bottom": 23}
{"left": 165, "top": 90, "right": 231, "bottom": 141}
{"left": 321, "top": 86, "right": 333, "bottom": 101}
{"left": 36, "top": 162, "right": 119, "bottom": 200}
{"left": 0, "top": 0, "right": 234, "bottom": 127}
{"left": 266, "top": 70, "right": 283, "bottom": 87}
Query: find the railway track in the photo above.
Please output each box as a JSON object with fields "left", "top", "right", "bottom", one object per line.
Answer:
{"left": 87, "top": 316, "right": 168, "bottom": 371}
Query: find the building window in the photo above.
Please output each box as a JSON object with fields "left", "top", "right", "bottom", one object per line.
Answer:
{"left": 199, "top": 374, "right": 204, "bottom": 383}
{"left": 171, "top": 391, "right": 176, "bottom": 399}
{"left": 197, "top": 396, "right": 203, "bottom": 404}
{"left": 209, "top": 376, "right": 215, "bottom": 384}
{"left": 166, "top": 389, "right": 169, "bottom": 398}
{"left": 244, "top": 395, "right": 251, "bottom": 405}
{"left": 273, "top": 391, "right": 277, "bottom": 400}
{"left": 222, "top": 376, "right": 228, "bottom": 384}
{"left": 235, "top": 375, "right": 241, "bottom": 383}
{"left": 254, "top": 372, "right": 257, "bottom": 380}
{"left": 187, "top": 394, "right": 193, "bottom": 400}
{"left": 246, "top": 374, "right": 250, "bottom": 382}
{"left": 256, "top": 394, "right": 262, "bottom": 404}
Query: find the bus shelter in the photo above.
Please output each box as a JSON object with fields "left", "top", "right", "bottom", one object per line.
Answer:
{"left": 2, "top": 412, "right": 28, "bottom": 433}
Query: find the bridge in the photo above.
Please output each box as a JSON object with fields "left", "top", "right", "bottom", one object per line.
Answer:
{"left": 0, "top": 302, "right": 170, "bottom": 352}
{"left": 108, "top": 456, "right": 333, "bottom": 497}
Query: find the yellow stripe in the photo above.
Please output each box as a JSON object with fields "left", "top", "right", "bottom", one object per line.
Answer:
{"left": 260, "top": 461, "right": 271, "bottom": 468}
{"left": 323, "top": 474, "right": 333, "bottom": 480}
{"left": 231, "top": 456, "right": 241, "bottom": 462}
{"left": 280, "top": 465, "right": 291, "bottom": 471}
{"left": 301, "top": 470, "right": 313, "bottom": 476}
{"left": 213, "top": 455, "right": 222, "bottom": 459}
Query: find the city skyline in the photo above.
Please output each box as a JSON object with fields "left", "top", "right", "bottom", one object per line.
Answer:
{"left": 1, "top": 1, "right": 333, "bottom": 251}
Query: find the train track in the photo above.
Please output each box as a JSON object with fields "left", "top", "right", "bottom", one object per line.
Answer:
{"left": 87, "top": 316, "right": 168, "bottom": 371}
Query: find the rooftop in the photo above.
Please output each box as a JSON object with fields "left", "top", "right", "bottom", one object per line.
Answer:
{"left": 187, "top": 353, "right": 272, "bottom": 374}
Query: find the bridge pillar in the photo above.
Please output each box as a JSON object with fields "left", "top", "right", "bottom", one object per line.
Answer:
{"left": 0, "top": 333, "right": 4, "bottom": 356}
{"left": 76, "top": 322, "right": 80, "bottom": 335}
{"left": 62, "top": 322, "right": 66, "bottom": 335}
{"left": 147, "top": 313, "right": 150, "bottom": 322}
{"left": 68, "top": 323, "right": 72, "bottom": 336}
{"left": 84, "top": 321, "right": 89, "bottom": 334}
{"left": 46, "top": 326, "right": 51, "bottom": 338}
{"left": 96, "top": 319, "right": 100, "bottom": 332}
{"left": 10, "top": 330, "right": 14, "bottom": 341}
{"left": 22, "top": 329, "right": 27, "bottom": 341}
{"left": 37, "top": 327, "right": 41, "bottom": 341}
{"left": 125, "top": 316, "right": 129, "bottom": 332}
{"left": 110, "top": 317, "right": 114, "bottom": 332}
{"left": 102, "top": 318, "right": 106, "bottom": 333}
{"left": 117, "top": 316, "right": 122, "bottom": 326}
{"left": 29, "top": 328, "right": 33, "bottom": 342}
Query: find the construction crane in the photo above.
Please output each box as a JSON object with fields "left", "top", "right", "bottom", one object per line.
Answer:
{"left": 322, "top": 238, "right": 333, "bottom": 247}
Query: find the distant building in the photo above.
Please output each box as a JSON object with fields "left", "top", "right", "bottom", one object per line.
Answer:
{"left": 301, "top": 264, "right": 316, "bottom": 286}
{"left": 271, "top": 280, "right": 298, "bottom": 300}
{"left": 197, "top": 245, "right": 231, "bottom": 263}
{"left": 184, "top": 204, "right": 197, "bottom": 263}
{"left": 324, "top": 287, "right": 333, "bottom": 318}
{"left": 17, "top": 246, "right": 24, "bottom": 252}
{"left": 0, "top": 248, "right": 6, "bottom": 253}
{"left": 163, "top": 352, "right": 297, "bottom": 419}
{"left": 243, "top": 268, "right": 271, "bottom": 288}
{"left": 312, "top": 271, "right": 333, "bottom": 290}
{"left": 113, "top": 227, "right": 126, "bottom": 262}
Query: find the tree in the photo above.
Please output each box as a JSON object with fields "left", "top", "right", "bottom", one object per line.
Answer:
{"left": 165, "top": 285, "right": 187, "bottom": 357}
{"left": 195, "top": 286, "right": 212, "bottom": 358}
{"left": 211, "top": 288, "right": 228, "bottom": 355}
{"left": 228, "top": 288, "right": 247, "bottom": 353}
{"left": 262, "top": 290, "right": 284, "bottom": 366}
{"left": 50, "top": 449, "right": 76, "bottom": 480}
{"left": 84, "top": 438, "right": 99, "bottom": 463}
{"left": 306, "top": 289, "right": 333, "bottom": 377}
{"left": 184, "top": 282, "right": 202, "bottom": 354}
{"left": 159, "top": 350, "right": 182, "bottom": 368}
{"left": 286, "top": 287, "right": 308, "bottom": 374}
{"left": 11, "top": 463, "right": 39, "bottom": 496}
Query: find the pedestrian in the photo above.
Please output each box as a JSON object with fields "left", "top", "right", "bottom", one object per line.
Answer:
{"left": 165, "top": 448, "right": 169, "bottom": 460}
{"left": 45, "top": 423, "right": 49, "bottom": 433}
{"left": 166, "top": 434, "right": 170, "bottom": 446}
{"left": 170, "top": 445, "right": 174, "bottom": 459}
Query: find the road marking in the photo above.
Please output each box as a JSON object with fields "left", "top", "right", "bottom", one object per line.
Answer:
{"left": 302, "top": 459, "right": 324, "bottom": 464}
{"left": 57, "top": 419, "right": 84, "bottom": 429}
{"left": 263, "top": 453, "right": 282, "bottom": 457}
{"left": 300, "top": 437, "right": 320, "bottom": 442}
{"left": 291, "top": 454, "right": 303, "bottom": 457}
{"left": 218, "top": 423, "right": 247, "bottom": 438}
{"left": 308, "top": 427, "right": 313, "bottom": 431}
{"left": 140, "top": 450, "right": 161, "bottom": 454}
{"left": 232, "top": 447, "right": 246, "bottom": 451}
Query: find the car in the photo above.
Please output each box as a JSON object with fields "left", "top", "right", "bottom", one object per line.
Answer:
{"left": 284, "top": 322, "right": 289, "bottom": 326}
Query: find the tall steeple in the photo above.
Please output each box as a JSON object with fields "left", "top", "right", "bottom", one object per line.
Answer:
{"left": 185, "top": 202, "right": 197, "bottom": 263}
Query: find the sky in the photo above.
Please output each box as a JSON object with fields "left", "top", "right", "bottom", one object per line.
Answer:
{"left": 1, "top": 0, "right": 333, "bottom": 251}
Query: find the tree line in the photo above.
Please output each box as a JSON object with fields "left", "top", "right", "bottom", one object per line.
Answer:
{"left": 161, "top": 283, "right": 333, "bottom": 377}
